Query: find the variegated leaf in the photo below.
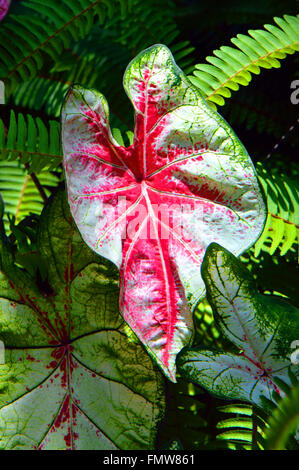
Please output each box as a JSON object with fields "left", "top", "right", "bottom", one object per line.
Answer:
{"left": 177, "top": 243, "right": 299, "bottom": 408}
{"left": 0, "top": 191, "right": 164, "bottom": 450}
{"left": 61, "top": 44, "right": 266, "bottom": 381}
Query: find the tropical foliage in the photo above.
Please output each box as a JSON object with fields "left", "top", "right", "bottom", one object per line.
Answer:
{"left": 0, "top": 0, "right": 298, "bottom": 450}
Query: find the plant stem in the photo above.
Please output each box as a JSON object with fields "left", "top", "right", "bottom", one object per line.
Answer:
{"left": 24, "top": 163, "right": 48, "bottom": 204}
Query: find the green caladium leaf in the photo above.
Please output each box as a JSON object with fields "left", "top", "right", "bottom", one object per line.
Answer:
{"left": 177, "top": 243, "right": 299, "bottom": 409}
{"left": 61, "top": 44, "right": 266, "bottom": 381}
{"left": 0, "top": 0, "right": 10, "bottom": 22}
{"left": 0, "top": 191, "right": 164, "bottom": 450}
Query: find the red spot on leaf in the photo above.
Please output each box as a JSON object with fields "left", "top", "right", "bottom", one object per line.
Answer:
{"left": 47, "top": 361, "right": 58, "bottom": 369}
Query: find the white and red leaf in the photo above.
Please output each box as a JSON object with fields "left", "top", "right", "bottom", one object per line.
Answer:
{"left": 61, "top": 44, "right": 266, "bottom": 381}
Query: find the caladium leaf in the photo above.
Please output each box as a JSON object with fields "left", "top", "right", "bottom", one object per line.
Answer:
{"left": 177, "top": 243, "right": 299, "bottom": 409}
{"left": 0, "top": 0, "right": 10, "bottom": 21}
{"left": 61, "top": 44, "right": 266, "bottom": 381}
{"left": 0, "top": 191, "right": 165, "bottom": 450}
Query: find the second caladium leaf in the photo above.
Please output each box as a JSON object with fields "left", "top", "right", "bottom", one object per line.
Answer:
{"left": 177, "top": 243, "right": 299, "bottom": 408}
{"left": 61, "top": 44, "right": 266, "bottom": 381}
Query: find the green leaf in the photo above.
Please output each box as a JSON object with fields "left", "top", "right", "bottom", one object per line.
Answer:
{"left": 177, "top": 243, "right": 299, "bottom": 410}
{"left": 0, "top": 191, "right": 164, "bottom": 450}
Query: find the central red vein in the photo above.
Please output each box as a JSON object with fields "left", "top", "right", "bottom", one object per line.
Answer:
{"left": 142, "top": 182, "right": 173, "bottom": 361}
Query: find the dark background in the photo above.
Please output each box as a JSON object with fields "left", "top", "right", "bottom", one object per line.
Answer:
{"left": 3, "top": 0, "right": 299, "bottom": 176}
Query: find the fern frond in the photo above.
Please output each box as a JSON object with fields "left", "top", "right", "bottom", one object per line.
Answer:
{"left": 216, "top": 404, "right": 266, "bottom": 450}
{"left": 108, "top": 0, "right": 195, "bottom": 72}
{"left": 0, "top": 161, "right": 60, "bottom": 229}
{"left": 189, "top": 14, "right": 299, "bottom": 107}
{"left": 0, "top": 110, "right": 62, "bottom": 172}
{"left": 13, "top": 75, "right": 69, "bottom": 118}
{"left": 0, "top": 0, "right": 130, "bottom": 95}
{"left": 11, "top": 0, "right": 195, "bottom": 121}
{"left": 263, "top": 377, "right": 299, "bottom": 449}
{"left": 11, "top": 35, "right": 130, "bottom": 119}
{"left": 254, "top": 163, "right": 299, "bottom": 257}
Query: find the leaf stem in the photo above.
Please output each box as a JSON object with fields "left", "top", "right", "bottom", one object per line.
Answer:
{"left": 25, "top": 163, "right": 48, "bottom": 204}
